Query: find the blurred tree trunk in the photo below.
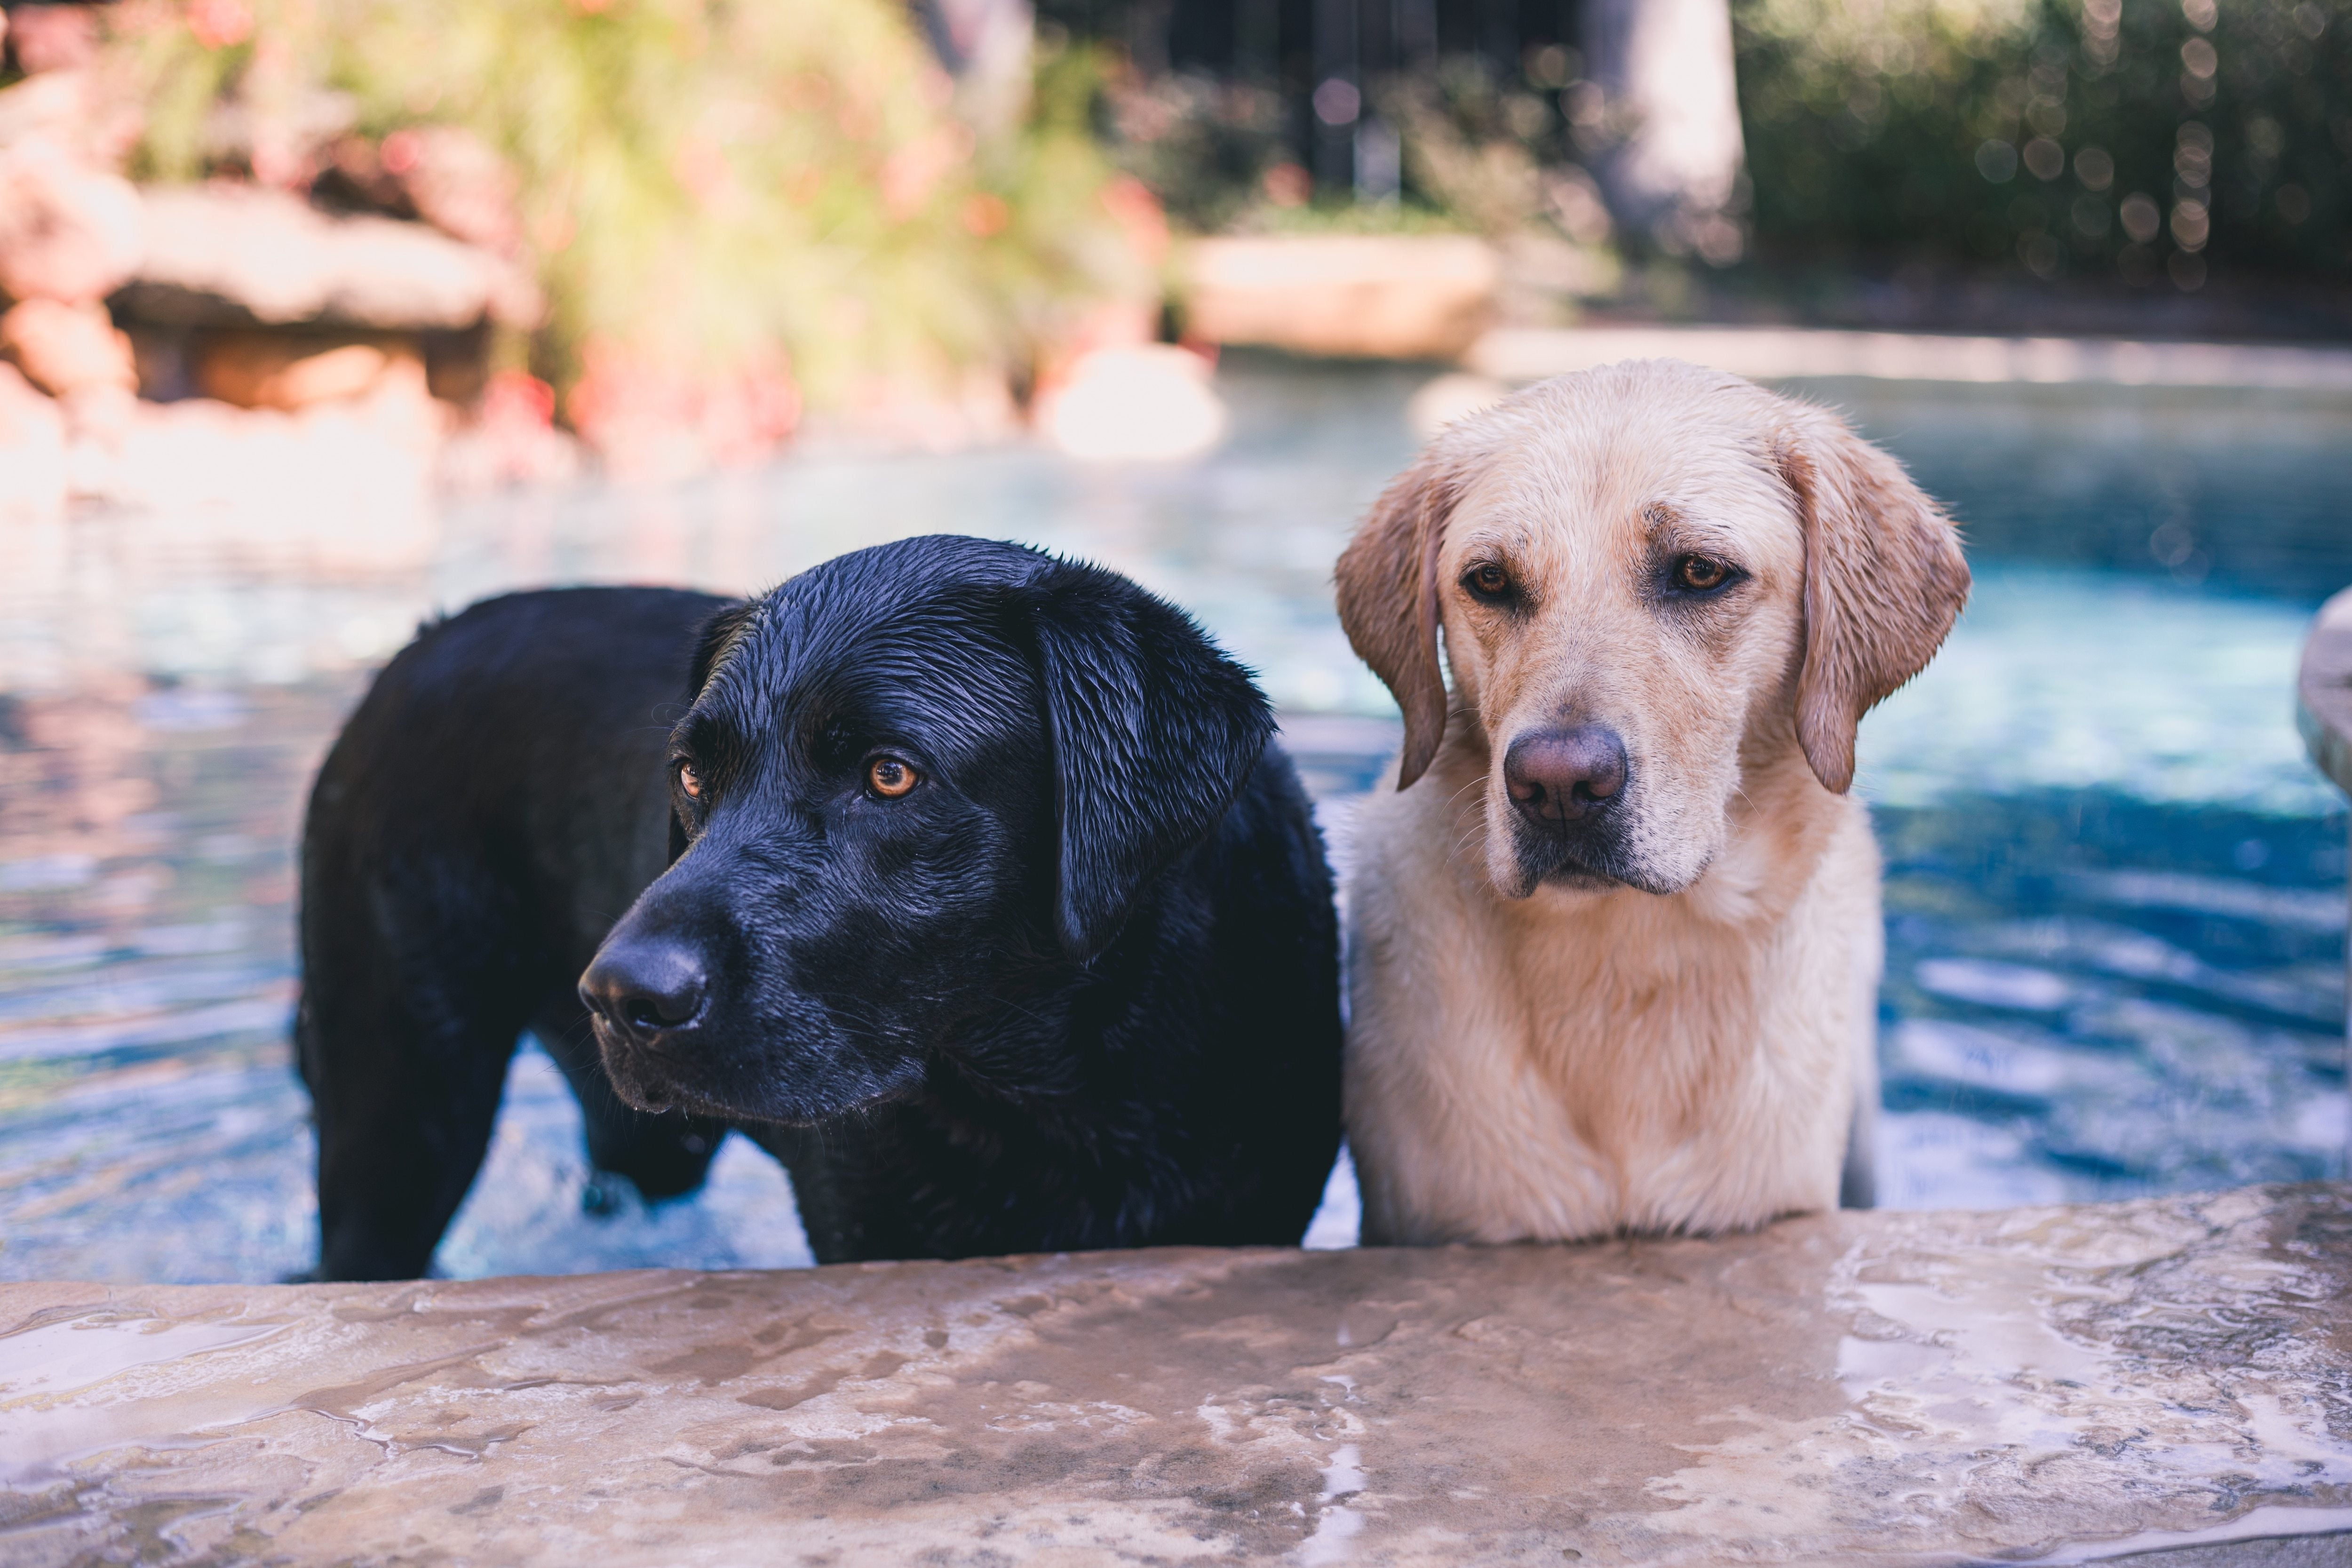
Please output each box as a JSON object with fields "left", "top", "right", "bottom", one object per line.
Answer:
{"left": 1584, "top": 0, "right": 1749, "bottom": 261}
{"left": 913, "top": 0, "right": 1035, "bottom": 142}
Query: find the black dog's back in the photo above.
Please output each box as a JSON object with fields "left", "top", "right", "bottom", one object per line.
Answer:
{"left": 299, "top": 555, "right": 1342, "bottom": 1281}
{"left": 299, "top": 588, "right": 733, "bottom": 1280}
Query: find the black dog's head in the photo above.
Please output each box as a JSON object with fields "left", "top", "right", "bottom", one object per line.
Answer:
{"left": 577, "top": 535, "right": 1272, "bottom": 1124}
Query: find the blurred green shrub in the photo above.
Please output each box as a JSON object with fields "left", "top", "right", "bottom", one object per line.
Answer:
{"left": 1082, "top": 54, "right": 1295, "bottom": 232}
{"left": 1081, "top": 42, "right": 1611, "bottom": 244}
{"left": 1735, "top": 0, "right": 2352, "bottom": 282}
{"left": 1375, "top": 53, "right": 1618, "bottom": 245}
{"left": 103, "top": 0, "right": 1146, "bottom": 422}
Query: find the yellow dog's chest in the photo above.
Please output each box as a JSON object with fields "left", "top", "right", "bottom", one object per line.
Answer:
{"left": 1342, "top": 783, "right": 1878, "bottom": 1244}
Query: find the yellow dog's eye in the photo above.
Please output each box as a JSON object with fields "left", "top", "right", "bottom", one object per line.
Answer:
{"left": 1675, "top": 555, "right": 1730, "bottom": 591}
{"left": 1467, "top": 562, "right": 1511, "bottom": 598}
{"left": 676, "top": 763, "right": 702, "bottom": 799}
{"left": 868, "top": 756, "right": 919, "bottom": 799}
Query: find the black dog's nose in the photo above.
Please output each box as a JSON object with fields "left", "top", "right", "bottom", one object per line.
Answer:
{"left": 1504, "top": 724, "right": 1629, "bottom": 823}
{"left": 580, "top": 939, "right": 707, "bottom": 1037}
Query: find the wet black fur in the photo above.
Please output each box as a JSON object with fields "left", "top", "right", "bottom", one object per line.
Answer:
{"left": 297, "top": 536, "right": 1343, "bottom": 1281}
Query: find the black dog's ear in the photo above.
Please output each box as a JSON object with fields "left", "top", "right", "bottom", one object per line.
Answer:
{"left": 686, "top": 599, "right": 759, "bottom": 697}
{"left": 670, "top": 599, "right": 758, "bottom": 866}
{"left": 1025, "top": 566, "right": 1274, "bottom": 960}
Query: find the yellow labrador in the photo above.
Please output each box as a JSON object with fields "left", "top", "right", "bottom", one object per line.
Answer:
{"left": 1335, "top": 359, "right": 1968, "bottom": 1245}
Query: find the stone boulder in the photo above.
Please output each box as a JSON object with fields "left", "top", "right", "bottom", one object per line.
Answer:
{"left": 193, "top": 332, "right": 422, "bottom": 412}
{"left": 0, "top": 135, "right": 141, "bottom": 304}
{"left": 385, "top": 126, "right": 522, "bottom": 258}
{"left": 4, "top": 4, "right": 102, "bottom": 75}
{"left": 60, "top": 366, "right": 443, "bottom": 573}
{"left": 1182, "top": 234, "right": 1500, "bottom": 362}
{"left": 318, "top": 126, "right": 525, "bottom": 259}
{"left": 0, "top": 66, "right": 144, "bottom": 180}
{"left": 0, "top": 361, "right": 66, "bottom": 522}
{"left": 1035, "top": 344, "right": 1227, "bottom": 462}
{"left": 118, "top": 183, "right": 541, "bottom": 332}
{"left": 0, "top": 297, "right": 135, "bottom": 396}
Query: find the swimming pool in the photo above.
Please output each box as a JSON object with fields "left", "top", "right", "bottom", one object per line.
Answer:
{"left": 0, "top": 354, "right": 2344, "bottom": 1282}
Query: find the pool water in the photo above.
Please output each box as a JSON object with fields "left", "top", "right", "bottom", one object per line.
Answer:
{"left": 0, "top": 354, "right": 2345, "bottom": 1282}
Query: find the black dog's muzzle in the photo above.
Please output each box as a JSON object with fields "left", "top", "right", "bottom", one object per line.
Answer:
{"left": 580, "top": 933, "right": 708, "bottom": 1045}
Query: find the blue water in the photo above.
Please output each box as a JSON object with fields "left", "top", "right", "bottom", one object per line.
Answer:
{"left": 0, "top": 354, "right": 2344, "bottom": 1282}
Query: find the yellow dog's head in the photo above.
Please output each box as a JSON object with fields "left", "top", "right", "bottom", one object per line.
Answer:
{"left": 1337, "top": 359, "right": 1969, "bottom": 898}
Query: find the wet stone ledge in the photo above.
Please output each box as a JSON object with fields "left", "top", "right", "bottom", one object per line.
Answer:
{"left": 6, "top": 1186, "right": 2352, "bottom": 1567}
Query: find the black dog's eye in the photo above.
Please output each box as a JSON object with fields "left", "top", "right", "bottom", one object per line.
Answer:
{"left": 866, "top": 756, "right": 920, "bottom": 799}
{"left": 1464, "top": 561, "right": 1513, "bottom": 602}
{"left": 1671, "top": 555, "right": 1736, "bottom": 593}
{"left": 675, "top": 761, "right": 703, "bottom": 799}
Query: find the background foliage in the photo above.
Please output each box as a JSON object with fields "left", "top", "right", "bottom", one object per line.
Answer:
{"left": 101, "top": 0, "right": 1144, "bottom": 414}
{"left": 1736, "top": 0, "right": 2352, "bottom": 279}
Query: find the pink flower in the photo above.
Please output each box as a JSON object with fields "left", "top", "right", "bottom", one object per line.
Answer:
{"left": 380, "top": 130, "right": 422, "bottom": 176}
{"left": 567, "top": 341, "right": 799, "bottom": 480}
{"left": 961, "top": 192, "right": 1009, "bottom": 238}
{"left": 187, "top": 0, "right": 253, "bottom": 51}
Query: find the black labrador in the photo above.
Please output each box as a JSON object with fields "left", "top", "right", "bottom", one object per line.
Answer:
{"left": 298, "top": 535, "right": 1342, "bottom": 1281}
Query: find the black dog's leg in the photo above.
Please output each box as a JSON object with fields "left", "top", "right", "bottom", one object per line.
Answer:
{"left": 299, "top": 947, "right": 525, "bottom": 1281}
{"left": 532, "top": 999, "right": 724, "bottom": 1209}
{"left": 299, "top": 841, "right": 550, "bottom": 1281}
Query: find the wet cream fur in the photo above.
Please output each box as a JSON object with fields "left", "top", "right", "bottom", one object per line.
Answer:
{"left": 1335, "top": 359, "right": 1968, "bottom": 1245}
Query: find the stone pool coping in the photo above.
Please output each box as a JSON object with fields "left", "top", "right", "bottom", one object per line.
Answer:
{"left": 7, "top": 1185, "right": 2352, "bottom": 1565}
{"left": 1471, "top": 326, "right": 2352, "bottom": 391}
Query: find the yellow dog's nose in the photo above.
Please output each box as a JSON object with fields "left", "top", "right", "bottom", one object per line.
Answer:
{"left": 1504, "top": 724, "right": 1627, "bottom": 822}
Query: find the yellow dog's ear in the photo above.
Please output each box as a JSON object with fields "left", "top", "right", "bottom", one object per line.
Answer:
{"left": 1776, "top": 404, "right": 1971, "bottom": 795}
{"left": 1335, "top": 437, "right": 1481, "bottom": 789}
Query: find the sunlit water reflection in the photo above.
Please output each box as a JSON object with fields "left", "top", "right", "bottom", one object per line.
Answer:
{"left": 1, "top": 354, "right": 2344, "bottom": 1282}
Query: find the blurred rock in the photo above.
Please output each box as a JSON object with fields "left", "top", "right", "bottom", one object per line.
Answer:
{"left": 0, "top": 137, "right": 142, "bottom": 303}
{"left": 385, "top": 127, "right": 521, "bottom": 256}
{"left": 0, "top": 298, "right": 135, "bottom": 396}
{"left": 4, "top": 4, "right": 99, "bottom": 75}
{"left": 1183, "top": 235, "right": 1498, "bottom": 362}
{"left": 200, "top": 86, "right": 360, "bottom": 194}
{"left": 57, "top": 379, "right": 137, "bottom": 439}
{"left": 1036, "top": 344, "right": 1225, "bottom": 462}
{"left": 58, "top": 381, "right": 137, "bottom": 496}
{"left": 65, "top": 360, "right": 441, "bottom": 573}
{"left": 0, "top": 69, "right": 142, "bottom": 171}
{"left": 194, "top": 332, "right": 419, "bottom": 411}
{"left": 321, "top": 127, "right": 522, "bottom": 257}
{"left": 0, "top": 362, "right": 67, "bottom": 522}
{"left": 119, "top": 184, "right": 541, "bottom": 332}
